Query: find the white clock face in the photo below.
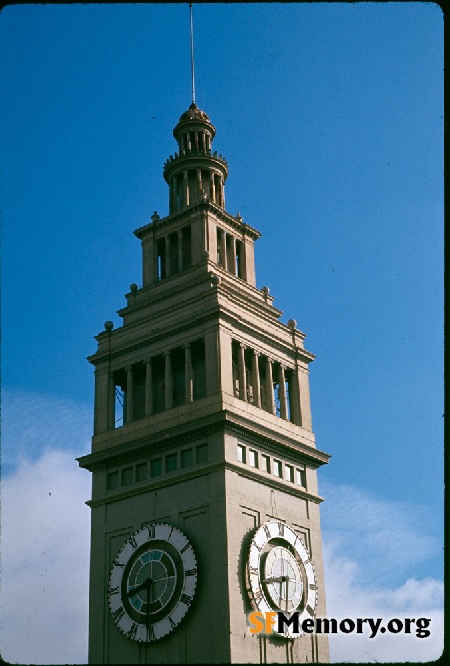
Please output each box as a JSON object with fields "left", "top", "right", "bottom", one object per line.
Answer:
{"left": 108, "top": 523, "right": 197, "bottom": 642}
{"left": 247, "top": 520, "right": 317, "bottom": 637}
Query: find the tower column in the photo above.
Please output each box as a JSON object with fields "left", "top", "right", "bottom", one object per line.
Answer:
{"left": 219, "top": 229, "right": 226, "bottom": 268}
{"left": 183, "top": 170, "right": 189, "bottom": 206}
{"left": 197, "top": 168, "right": 202, "bottom": 199}
{"left": 266, "top": 358, "right": 275, "bottom": 414}
{"left": 238, "top": 343, "right": 247, "bottom": 401}
{"left": 289, "top": 369, "right": 301, "bottom": 426}
{"left": 145, "top": 359, "right": 153, "bottom": 417}
{"left": 184, "top": 343, "right": 193, "bottom": 403}
{"left": 164, "top": 351, "right": 173, "bottom": 410}
{"left": 251, "top": 351, "right": 261, "bottom": 408}
{"left": 178, "top": 229, "right": 184, "bottom": 272}
{"left": 126, "top": 365, "right": 133, "bottom": 424}
{"left": 278, "top": 364, "right": 288, "bottom": 419}
{"left": 210, "top": 172, "right": 216, "bottom": 203}
{"left": 171, "top": 177, "right": 177, "bottom": 212}
{"left": 165, "top": 236, "right": 171, "bottom": 277}
{"left": 108, "top": 372, "right": 116, "bottom": 430}
{"left": 228, "top": 234, "right": 236, "bottom": 275}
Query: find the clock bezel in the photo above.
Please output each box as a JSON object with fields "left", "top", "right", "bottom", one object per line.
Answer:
{"left": 246, "top": 520, "right": 317, "bottom": 637}
{"left": 108, "top": 522, "right": 197, "bottom": 642}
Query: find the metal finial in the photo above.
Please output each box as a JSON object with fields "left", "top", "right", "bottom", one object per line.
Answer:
{"left": 189, "top": 3, "right": 196, "bottom": 105}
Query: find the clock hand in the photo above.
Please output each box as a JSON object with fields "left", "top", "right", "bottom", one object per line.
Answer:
{"left": 127, "top": 576, "right": 153, "bottom": 596}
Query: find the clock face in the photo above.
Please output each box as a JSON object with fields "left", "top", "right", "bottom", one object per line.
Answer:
{"left": 108, "top": 523, "right": 197, "bottom": 642}
{"left": 247, "top": 520, "right": 317, "bottom": 637}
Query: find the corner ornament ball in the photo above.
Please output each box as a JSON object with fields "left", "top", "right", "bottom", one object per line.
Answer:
{"left": 108, "top": 523, "right": 197, "bottom": 642}
{"left": 247, "top": 520, "right": 317, "bottom": 637}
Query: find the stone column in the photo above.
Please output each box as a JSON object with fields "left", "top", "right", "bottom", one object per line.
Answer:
{"left": 197, "top": 169, "right": 202, "bottom": 200}
{"left": 164, "top": 236, "right": 171, "bottom": 278}
{"left": 279, "top": 365, "right": 288, "bottom": 419}
{"left": 210, "top": 172, "right": 216, "bottom": 203}
{"left": 219, "top": 229, "right": 226, "bottom": 268}
{"left": 229, "top": 235, "right": 236, "bottom": 275}
{"left": 184, "top": 344, "right": 193, "bottom": 402}
{"left": 238, "top": 343, "right": 247, "bottom": 401}
{"left": 183, "top": 170, "right": 189, "bottom": 207}
{"left": 126, "top": 365, "right": 133, "bottom": 424}
{"left": 145, "top": 359, "right": 153, "bottom": 417}
{"left": 171, "top": 178, "right": 177, "bottom": 212}
{"left": 178, "top": 229, "right": 184, "bottom": 272}
{"left": 107, "top": 372, "right": 116, "bottom": 430}
{"left": 266, "top": 358, "right": 275, "bottom": 414}
{"left": 252, "top": 351, "right": 261, "bottom": 408}
{"left": 164, "top": 352, "right": 173, "bottom": 410}
{"left": 289, "top": 370, "right": 301, "bottom": 426}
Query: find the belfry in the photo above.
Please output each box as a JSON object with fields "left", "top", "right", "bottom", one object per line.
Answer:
{"left": 78, "top": 26, "right": 330, "bottom": 663}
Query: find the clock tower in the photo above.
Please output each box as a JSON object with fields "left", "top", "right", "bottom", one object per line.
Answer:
{"left": 78, "top": 100, "right": 330, "bottom": 663}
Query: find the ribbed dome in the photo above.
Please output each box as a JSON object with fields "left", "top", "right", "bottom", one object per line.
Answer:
{"left": 178, "top": 102, "right": 211, "bottom": 124}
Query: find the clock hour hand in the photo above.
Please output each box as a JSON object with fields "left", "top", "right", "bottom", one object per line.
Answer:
{"left": 127, "top": 577, "right": 153, "bottom": 596}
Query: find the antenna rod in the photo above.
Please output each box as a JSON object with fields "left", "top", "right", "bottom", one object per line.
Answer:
{"left": 189, "top": 3, "right": 196, "bottom": 104}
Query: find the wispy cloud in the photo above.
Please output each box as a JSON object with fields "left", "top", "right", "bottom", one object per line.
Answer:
{"left": 1, "top": 448, "right": 91, "bottom": 664}
{"left": 320, "top": 481, "right": 444, "bottom": 662}
{"left": 1, "top": 391, "right": 444, "bottom": 663}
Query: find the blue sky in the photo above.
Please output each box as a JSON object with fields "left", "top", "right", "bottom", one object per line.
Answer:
{"left": 1, "top": 3, "right": 444, "bottom": 663}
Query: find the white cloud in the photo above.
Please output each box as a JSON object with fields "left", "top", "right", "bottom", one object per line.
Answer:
{"left": 1, "top": 391, "right": 444, "bottom": 664}
{"left": 1, "top": 448, "right": 91, "bottom": 664}
{"left": 321, "top": 482, "right": 444, "bottom": 662}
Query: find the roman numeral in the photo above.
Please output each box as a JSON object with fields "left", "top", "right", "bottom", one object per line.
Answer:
{"left": 129, "top": 535, "right": 137, "bottom": 549}
{"left": 306, "top": 604, "right": 315, "bottom": 616}
{"left": 148, "top": 524, "right": 155, "bottom": 539}
{"left": 254, "top": 588, "right": 264, "bottom": 604}
{"left": 180, "top": 542, "right": 190, "bottom": 554}
{"left": 303, "top": 558, "right": 311, "bottom": 565}
{"left": 108, "top": 586, "right": 119, "bottom": 596}
{"left": 113, "top": 559, "right": 125, "bottom": 568}
{"left": 112, "top": 606, "right": 125, "bottom": 622}
{"left": 252, "top": 540, "right": 262, "bottom": 552}
{"left": 169, "top": 615, "right": 177, "bottom": 630}
{"left": 263, "top": 524, "right": 271, "bottom": 540}
{"left": 185, "top": 568, "right": 197, "bottom": 576}
{"left": 309, "top": 583, "right": 317, "bottom": 590}
{"left": 249, "top": 566, "right": 258, "bottom": 576}
{"left": 126, "top": 623, "right": 138, "bottom": 640}
{"left": 146, "top": 624, "right": 155, "bottom": 641}
{"left": 278, "top": 522, "right": 285, "bottom": 537}
{"left": 180, "top": 593, "right": 193, "bottom": 607}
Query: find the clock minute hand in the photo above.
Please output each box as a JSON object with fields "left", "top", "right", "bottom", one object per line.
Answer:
{"left": 127, "top": 577, "right": 153, "bottom": 596}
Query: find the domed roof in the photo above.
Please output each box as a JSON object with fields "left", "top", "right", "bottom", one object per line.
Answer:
{"left": 178, "top": 102, "right": 211, "bottom": 124}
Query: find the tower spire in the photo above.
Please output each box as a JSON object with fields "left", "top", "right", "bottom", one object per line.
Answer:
{"left": 189, "top": 3, "right": 196, "bottom": 105}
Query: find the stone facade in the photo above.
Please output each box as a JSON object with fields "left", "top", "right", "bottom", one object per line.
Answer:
{"left": 78, "top": 103, "right": 330, "bottom": 664}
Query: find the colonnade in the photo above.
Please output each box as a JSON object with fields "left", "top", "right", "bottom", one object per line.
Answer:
{"left": 233, "top": 341, "right": 302, "bottom": 426}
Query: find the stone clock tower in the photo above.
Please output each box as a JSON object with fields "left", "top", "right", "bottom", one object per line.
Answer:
{"left": 78, "top": 101, "right": 330, "bottom": 664}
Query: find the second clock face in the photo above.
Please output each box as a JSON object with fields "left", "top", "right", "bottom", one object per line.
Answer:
{"left": 108, "top": 523, "right": 197, "bottom": 642}
{"left": 247, "top": 520, "right": 317, "bottom": 637}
